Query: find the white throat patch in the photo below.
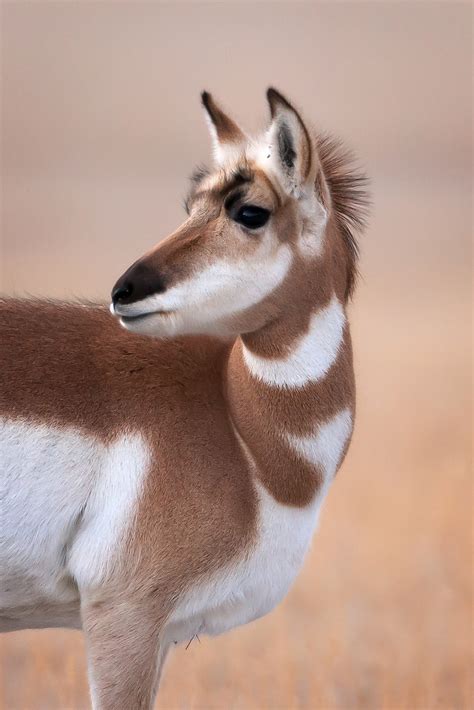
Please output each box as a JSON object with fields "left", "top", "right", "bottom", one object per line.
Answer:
{"left": 242, "top": 294, "right": 346, "bottom": 387}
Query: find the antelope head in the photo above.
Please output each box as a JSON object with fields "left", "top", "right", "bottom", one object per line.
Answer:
{"left": 110, "top": 88, "right": 358, "bottom": 339}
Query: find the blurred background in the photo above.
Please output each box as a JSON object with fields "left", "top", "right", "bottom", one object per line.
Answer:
{"left": 0, "top": 2, "right": 472, "bottom": 709}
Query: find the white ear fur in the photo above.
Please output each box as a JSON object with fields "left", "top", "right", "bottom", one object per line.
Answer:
{"left": 201, "top": 91, "right": 247, "bottom": 167}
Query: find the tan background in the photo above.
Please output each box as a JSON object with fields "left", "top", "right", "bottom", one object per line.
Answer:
{"left": 0, "top": 2, "right": 472, "bottom": 709}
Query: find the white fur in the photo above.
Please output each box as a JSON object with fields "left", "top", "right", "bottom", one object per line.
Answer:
{"left": 298, "top": 196, "right": 328, "bottom": 258}
{"left": 0, "top": 419, "right": 149, "bottom": 630}
{"left": 250, "top": 134, "right": 278, "bottom": 176}
{"left": 115, "top": 243, "right": 293, "bottom": 337}
{"left": 203, "top": 111, "right": 246, "bottom": 167}
{"left": 165, "top": 408, "right": 351, "bottom": 644}
{"left": 68, "top": 432, "right": 150, "bottom": 588}
{"left": 242, "top": 295, "right": 346, "bottom": 387}
{"left": 287, "top": 408, "right": 353, "bottom": 483}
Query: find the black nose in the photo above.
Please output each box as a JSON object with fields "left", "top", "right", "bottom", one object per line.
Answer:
{"left": 111, "top": 260, "right": 167, "bottom": 307}
{"left": 112, "top": 282, "right": 134, "bottom": 305}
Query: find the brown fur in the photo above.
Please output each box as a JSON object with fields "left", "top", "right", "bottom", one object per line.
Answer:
{"left": 0, "top": 299, "right": 257, "bottom": 562}
{"left": 201, "top": 91, "right": 245, "bottom": 145}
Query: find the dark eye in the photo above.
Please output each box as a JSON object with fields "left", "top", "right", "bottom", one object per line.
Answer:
{"left": 234, "top": 205, "right": 270, "bottom": 229}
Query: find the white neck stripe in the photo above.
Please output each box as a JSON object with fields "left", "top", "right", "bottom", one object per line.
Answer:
{"left": 242, "top": 295, "right": 346, "bottom": 388}
{"left": 286, "top": 408, "right": 352, "bottom": 479}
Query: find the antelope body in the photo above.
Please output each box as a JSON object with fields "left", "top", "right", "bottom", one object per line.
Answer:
{"left": 0, "top": 89, "right": 368, "bottom": 709}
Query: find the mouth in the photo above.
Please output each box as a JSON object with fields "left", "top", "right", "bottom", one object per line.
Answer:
{"left": 119, "top": 310, "right": 170, "bottom": 325}
{"left": 109, "top": 301, "right": 175, "bottom": 332}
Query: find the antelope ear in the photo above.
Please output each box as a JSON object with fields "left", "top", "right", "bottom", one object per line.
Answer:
{"left": 265, "top": 87, "right": 318, "bottom": 198}
{"left": 201, "top": 91, "right": 247, "bottom": 166}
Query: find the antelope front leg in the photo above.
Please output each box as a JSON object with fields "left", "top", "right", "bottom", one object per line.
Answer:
{"left": 81, "top": 596, "right": 168, "bottom": 710}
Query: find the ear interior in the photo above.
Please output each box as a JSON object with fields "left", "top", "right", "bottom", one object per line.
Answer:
{"left": 265, "top": 88, "right": 317, "bottom": 197}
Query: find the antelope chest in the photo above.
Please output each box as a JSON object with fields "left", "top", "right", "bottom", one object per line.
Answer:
{"left": 166, "top": 408, "right": 353, "bottom": 643}
{"left": 167, "top": 481, "right": 324, "bottom": 643}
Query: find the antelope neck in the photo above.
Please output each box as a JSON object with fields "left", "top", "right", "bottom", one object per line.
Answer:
{"left": 225, "top": 291, "right": 352, "bottom": 508}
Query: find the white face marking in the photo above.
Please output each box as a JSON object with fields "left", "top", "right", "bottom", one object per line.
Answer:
{"left": 242, "top": 294, "right": 346, "bottom": 387}
{"left": 116, "top": 244, "right": 293, "bottom": 338}
{"left": 286, "top": 408, "right": 353, "bottom": 481}
{"left": 0, "top": 418, "right": 149, "bottom": 622}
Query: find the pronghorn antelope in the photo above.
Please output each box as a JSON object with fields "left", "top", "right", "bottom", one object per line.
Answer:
{"left": 0, "top": 88, "right": 368, "bottom": 709}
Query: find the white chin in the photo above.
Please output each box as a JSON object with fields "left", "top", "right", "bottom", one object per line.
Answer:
{"left": 119, "top": 312, "right": 178, "bottom": 338}
{"left": 118, "top": 309, "right": 235, "bottom": 340}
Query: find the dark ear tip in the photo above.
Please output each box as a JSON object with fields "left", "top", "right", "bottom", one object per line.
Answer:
{"left": 266, "top": 87, "right": 292, "bottom": 117}
{"left": 201, "top": 91, "right": 211, "bottom": 109}
{"left": 266, "top": 87, "right": 279, "bottom": 116}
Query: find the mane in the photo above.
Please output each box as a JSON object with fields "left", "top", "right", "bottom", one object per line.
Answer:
{"left": 316, "top": 133, "right": 370, "bottom": 300}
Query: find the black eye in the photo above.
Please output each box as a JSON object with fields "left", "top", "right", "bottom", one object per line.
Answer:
{"left": 234, "top": 205, "right": 270, "bottom": 229}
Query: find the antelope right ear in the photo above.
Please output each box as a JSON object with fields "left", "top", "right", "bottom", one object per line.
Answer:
{"left": 264, "top": 87, "right": 318, "bottom": 198}
{"left": 201, "top": 91, "right": 247, "bottom": 167}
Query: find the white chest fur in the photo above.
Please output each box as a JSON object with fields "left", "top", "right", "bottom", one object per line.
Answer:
{"left": 167, "top": 408, "right": 352, "bottom": 643}
{"left": 167, "top": 483, "right": 321, "bottom": 644}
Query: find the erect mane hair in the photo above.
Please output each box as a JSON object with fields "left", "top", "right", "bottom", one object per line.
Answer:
{"left": 316, "top": 133, "right": 370, "bottom": 300}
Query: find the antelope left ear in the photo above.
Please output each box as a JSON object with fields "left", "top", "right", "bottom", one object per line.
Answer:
{"left": 201, "top": 91, "right": 247, "bottom": 166}
{"left": 265, "top": 87, "right": 318, "bottom": 198}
